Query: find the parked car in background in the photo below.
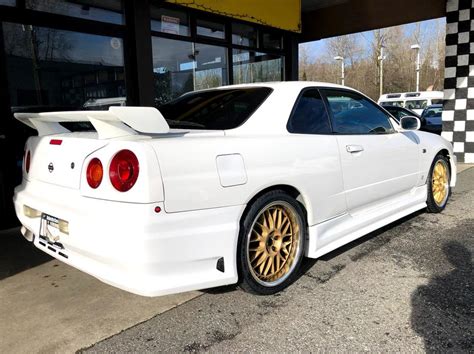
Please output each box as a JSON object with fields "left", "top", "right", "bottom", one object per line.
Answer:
{"left": 420, "top": 104, "right": 443, "bottom": 135}
{"left": 378, "top": 91, "right": 443, "bottom": 115}
{"left": 382, "top": 105, "right": 420, "bottom": 122}
{"left": 13, "top": 82, "right": 456, "bottom": 297}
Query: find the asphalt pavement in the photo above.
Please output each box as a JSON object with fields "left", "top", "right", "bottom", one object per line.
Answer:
{"left": 85, "top": 166, "right": 473, "bottom": 353}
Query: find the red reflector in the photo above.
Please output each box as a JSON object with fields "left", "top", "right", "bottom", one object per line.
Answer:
{"left": 50, "top": 139, "right": 63, "bottom": 145}
{"left": 154, "top": 206, "right": 161, "bottom": 213}
{"left": 25, "top": 150, "right": 31, "bottom": 174}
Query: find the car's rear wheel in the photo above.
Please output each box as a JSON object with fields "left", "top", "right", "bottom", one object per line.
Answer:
{"left": 238, "top": 190, "right": 306, "bottom": 295}
{"left": 426, "top": 154, "right": 451, "bottom": 213}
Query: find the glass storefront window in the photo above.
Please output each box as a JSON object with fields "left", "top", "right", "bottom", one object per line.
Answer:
{"left": 152, "top": 37, "right": 228, "bottom": 105}
{"left": 25, "top": 0, "right": 123, "bottom": 25}
{"left": 232, "top": 23, "right": 257, "bottom": 47}
{"left": 0, "top": 0, "right": 15, "bottom": 6}
{"left": 151, "top": 7, "right": 190, "bottom": 36}
{"left": 262, "top": 32, "right": 283, "bottom": 50}
{"left": 233, "top": 50, "right": 283, "bottom": 84}
{"left": 196, "top": 19, "right": 225, "bottom": 39}
{"left": 3, "top": 22, "right": 126, "bottom": 109}
{"left": 194, "top": 43, "right": 227, "bottom": 90}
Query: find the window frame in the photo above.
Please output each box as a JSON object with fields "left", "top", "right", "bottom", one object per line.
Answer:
{"left": 286, "top": 87, "right": 333, "bottom": 135}
{"left": 158, "top": 86, "right": 274, "bottom": 130}
{"left": 320, "top": 88, "right": 396, "bottom": 136}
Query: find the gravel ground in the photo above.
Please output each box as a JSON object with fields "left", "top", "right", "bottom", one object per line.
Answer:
{"left": 84, "top": 167, "right": 473, "bottom": 353}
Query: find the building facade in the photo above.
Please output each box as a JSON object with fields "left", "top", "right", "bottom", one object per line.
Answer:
{"left": 0, "top": 0, "right": 299, "bottom": 228}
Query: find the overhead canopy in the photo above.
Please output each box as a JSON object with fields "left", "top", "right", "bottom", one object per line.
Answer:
{"left": 300, "top": 0, "right": 446, "bottom": 42}
{"left": 165, "top": 0, "right": 302, "bottom": 32}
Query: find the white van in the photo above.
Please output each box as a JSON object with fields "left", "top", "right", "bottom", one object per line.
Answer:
{"left": 378, "top": 91, "right": 443, "bottom": 115}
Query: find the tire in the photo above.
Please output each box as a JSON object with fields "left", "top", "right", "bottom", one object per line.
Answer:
{"left": 237, "top": 190, "right": 307, "bottom": 295}
{"left": 426, "top": 154, "right": 451, "bottom": 213}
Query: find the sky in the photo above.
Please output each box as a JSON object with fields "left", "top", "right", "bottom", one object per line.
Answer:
{"left": 300, "top": 18, "right": 446, "bottom": 63}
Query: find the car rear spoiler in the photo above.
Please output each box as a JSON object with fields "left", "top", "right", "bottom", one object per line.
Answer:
{"left": 14, "top": 106, "right": 170, "bottom": 139}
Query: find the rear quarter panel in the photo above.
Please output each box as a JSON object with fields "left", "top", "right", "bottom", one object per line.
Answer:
{"left": 150, "top": 133, "right": 345, "bottom": 226}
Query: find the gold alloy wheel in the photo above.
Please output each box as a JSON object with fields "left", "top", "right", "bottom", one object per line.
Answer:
{"left": 432, "top": 160, "right": 449, "bottom": 206}
{"left": 247, "top": 202, "right": 301, "bottom": 285}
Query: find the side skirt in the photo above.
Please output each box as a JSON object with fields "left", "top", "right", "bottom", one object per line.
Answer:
{"left": 305, "top": 186, "right": 427, "bottom": 259}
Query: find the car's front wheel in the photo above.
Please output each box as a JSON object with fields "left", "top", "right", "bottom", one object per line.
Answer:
{"left": 238, "top": 190, "right": 306, "bottom": 295}
{"left": 426, "top": 154, "right": 451, "bottom": 213}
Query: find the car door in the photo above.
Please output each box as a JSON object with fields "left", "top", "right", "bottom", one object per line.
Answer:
{"left": 320, "top": 88, "right": 421, "bottom": 213}
{"left": 286, "top": 88, "right": 347, "bottom": 224}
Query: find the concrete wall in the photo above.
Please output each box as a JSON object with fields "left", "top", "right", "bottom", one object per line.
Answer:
{"left": 442, "top": 0, "right": 474, "bottom": 163}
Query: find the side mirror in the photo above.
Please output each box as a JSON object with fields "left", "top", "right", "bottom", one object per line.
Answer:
{"left": 400, "top": 116, "right": 421, "bottom": 131}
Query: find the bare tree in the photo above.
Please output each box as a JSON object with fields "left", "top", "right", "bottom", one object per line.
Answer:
{"left": 299, "top": 20, "right": 446, "bottom": 100}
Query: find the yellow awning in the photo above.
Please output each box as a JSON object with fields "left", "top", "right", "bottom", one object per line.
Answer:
{"left": 166, "top": 0, "right": 301, "bottom": 33}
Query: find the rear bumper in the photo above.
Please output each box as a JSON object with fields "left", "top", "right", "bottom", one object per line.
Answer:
{"left": 14, "top": 179, "right": 242, "bottom": 296}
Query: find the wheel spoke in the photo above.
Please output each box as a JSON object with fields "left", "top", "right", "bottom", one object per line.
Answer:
{"left": 275, "top": 253, "right": 281, "bottom": 270}
{"left": 277, "top": 209, "right": 283, "bottom": 229}
{"left": 254, "top": 252, "right": 267, "bottom": 267}
{"left": 265, "top": 210, "right": 274, "bottom": 229}
{"left": 281, "top": 219, "right": 291, "bottom": 235}
{"left": 263, "top": 256, "right": 273, "bottom": 276}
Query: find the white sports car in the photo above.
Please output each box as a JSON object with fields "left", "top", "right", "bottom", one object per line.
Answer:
{"left": 13, "top": 82, "right": 456, "bottom": 296}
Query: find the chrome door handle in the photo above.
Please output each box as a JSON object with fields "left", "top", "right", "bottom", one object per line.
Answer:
{"left": 346, "top": 145, "right": 364, "bottom": 153}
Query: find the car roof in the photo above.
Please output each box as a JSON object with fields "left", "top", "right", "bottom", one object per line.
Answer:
{"left": 217, "top": 81, "right": 348, "bottom": 91}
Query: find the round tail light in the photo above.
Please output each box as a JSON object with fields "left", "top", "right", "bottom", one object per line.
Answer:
{"left": 109, "top": 150, "right": 139, "bottom": 192}
{"left": 25, "top": 150, "right": 31, "bottom": 174}
{"left": 86, "top": 158, "right": 103, "bottom": 189}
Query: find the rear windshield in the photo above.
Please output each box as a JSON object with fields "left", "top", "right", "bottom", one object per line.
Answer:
{"left": 157, "top": 87, "right": 273, "bottom": 130}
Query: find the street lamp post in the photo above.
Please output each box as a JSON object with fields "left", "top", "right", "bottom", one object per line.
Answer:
{"left": 334, "top": 56, "right": 344, "bottom": 86}
{"left": 411, "top": 44, "right": 420, "bottom": 92}
{"left": 378, "top": 45, "right": 385, "bottom": 97}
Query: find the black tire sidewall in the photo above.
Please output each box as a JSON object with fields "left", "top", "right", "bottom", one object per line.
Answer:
{"left": 237, "top": 190, "right": 307, "bottom": 295}
{"left": 426, "top": 154, "right": 451, "bottom": 213}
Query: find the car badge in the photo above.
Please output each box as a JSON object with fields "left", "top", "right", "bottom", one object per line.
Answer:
{"left": 48, "top": 162, "right": 54, "bottom": 173}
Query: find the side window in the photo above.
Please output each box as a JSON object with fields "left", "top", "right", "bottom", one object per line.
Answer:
{"left": 287, "top": 89, "right": 331, "bottom": 134}
{"left": 322, "top": 89, "right": 394, "bottom": 134}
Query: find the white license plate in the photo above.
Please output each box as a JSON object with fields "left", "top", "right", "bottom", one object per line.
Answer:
{"left": 40, "top": 214, "right": 62, "bottom": 242}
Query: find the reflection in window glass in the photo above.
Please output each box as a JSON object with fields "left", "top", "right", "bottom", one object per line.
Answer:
{"left": 0, "top": 0, "right": 15, "bottom": 6}
{"left": 262, "top": 32, "right": 282, "bottom": 49}
{"left": 232, "top": 23, "right": 257, "bottom": 47}
{"left": 405, "top": 99, "right": 428, "bottom": 110}
{"left": 3, "top": 23, "right": 126, "bottom": 109}
{"left": 288, "top": 90, "right": 331, "bottom": 134}
{"left": 152, "top": 37, "right": 228, "bottom": 105}
{"left": 158, "top": 88, "right": 272, "bottom": 130}
{"left": 25, "top": 0, "right": 123, "bottom": 24}
{"left": 194, "top": 43, "right": 228, "bottom": 90}
{"left": 150, "top": 7, "right": 190, "bottom": 36}
{"left": 196, "top": 19, "right": 225, "bottom": 39}
{"left": 323, "top": 89, "right": 394, "bottom": 134}
{"left": 152, "top": 37, "right": 193, "bottom": 105}
{"left": 233, "top": 50, "right": 283, "bottom": 84}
